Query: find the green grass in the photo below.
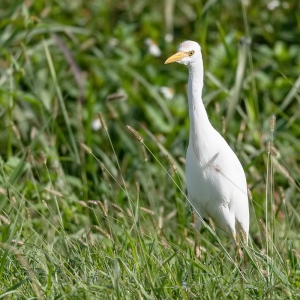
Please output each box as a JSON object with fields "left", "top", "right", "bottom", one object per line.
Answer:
{"left": 1, "top": 0, "right": 300, "bottom": 298}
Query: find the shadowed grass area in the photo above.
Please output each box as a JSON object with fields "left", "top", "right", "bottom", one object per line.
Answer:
{"left": 0, "top": 0, "right": 300, "bottom": 298}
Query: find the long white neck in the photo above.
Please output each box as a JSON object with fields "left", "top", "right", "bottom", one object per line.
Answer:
{"left": 187, "top": 57, "right": 213, "bottom": 157}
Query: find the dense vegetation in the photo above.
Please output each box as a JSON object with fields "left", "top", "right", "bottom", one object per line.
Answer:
{"left": 0, "top": 0, "right": 300, "bottom": 298}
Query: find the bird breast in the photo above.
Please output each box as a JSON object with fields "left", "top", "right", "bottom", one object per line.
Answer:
{"left": 185, "top": 129, "right": 248, "bottom": 225}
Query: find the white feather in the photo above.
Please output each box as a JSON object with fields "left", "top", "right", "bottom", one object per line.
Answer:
{"left": 166, "top": 41, "right": 249, "bottom": 242}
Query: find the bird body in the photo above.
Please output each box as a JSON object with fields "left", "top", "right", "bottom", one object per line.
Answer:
{"left": 165, "top": 41, "right": 249, "bottom": 243}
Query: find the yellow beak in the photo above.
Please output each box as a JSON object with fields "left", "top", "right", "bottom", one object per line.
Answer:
{"left": 164, "top": 51, "right": 187, "bottom": 64}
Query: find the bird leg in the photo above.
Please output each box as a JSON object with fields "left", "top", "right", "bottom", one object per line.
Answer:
{"left": 194, "top": 229, "right": 201, "bottom": 258}
{"left": 192, "top": 211, "right": 201, "bottom": 258}
{"left": 233, "top": 233, "right": 244, "bottom": 264}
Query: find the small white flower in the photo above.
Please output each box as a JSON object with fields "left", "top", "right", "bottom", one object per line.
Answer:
{"left": 160, "top": 86, "right": 174, "bottom": 100}
{"left": 241, "top": 0, "right": 251, "bottom": 6}
{"left": 145, "top": 38, "right": 161, "bottom": 57}
{"left": 108, "top": 38, "right": 119, "bottom": 49}
{"left": 91, "top": 118, "right": 102, "bottom": 131}
{"left": 267, "top": 0, "right": 280, "bottom": 10}
{"left": 164, "top": 33, "right": 173, "bottom": 43}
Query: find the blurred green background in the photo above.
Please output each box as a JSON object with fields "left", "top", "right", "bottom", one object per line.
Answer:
{"left": 0, "top": 0, "right": 300, "bottom": 298}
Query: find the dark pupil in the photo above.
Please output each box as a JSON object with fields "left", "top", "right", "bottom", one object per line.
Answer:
{"left": 189, "top": 51, "right": 194, "bottom": 56}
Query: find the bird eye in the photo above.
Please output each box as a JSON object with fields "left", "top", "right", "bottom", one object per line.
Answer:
{"left": 188, "top": 50, "right": 195, "bottom": 57}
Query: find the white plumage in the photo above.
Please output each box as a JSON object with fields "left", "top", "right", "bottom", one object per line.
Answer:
{"left": 165, "top": 41, "right": 249, "bottom": 243}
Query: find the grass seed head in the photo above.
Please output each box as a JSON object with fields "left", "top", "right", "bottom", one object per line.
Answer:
{"left": 239, "top": 229, "right": 247, "bottom": 244}
{"left": 247, "top": 187, "right": 253, "bottom": 201}
{"left": 165, "top": 154, "right": 177, "bottom": 176}
{"left": 272, "top": 159, "right": 294, "bottom": 184}
{"left": 0, "top": 187, "right": 6, "bottom": 196}
{"left": 267, "top": 141, "right": 271, "bottom": 154}
{"left": 80, "top": 143, "right": 92, "bottom": 154}
{"left": 259, "top": 219, "right": 272, "bottom": 243}
{"left": 279, "top": 186, "right": 286, "bottom": 204}
{"left": 222, "top": 115, "right": 226, "bottom": 135}
{"left": 0, "top": 215, "right": 10, "bottom": 225}
{"left": 45, "top": 188, "right": 63, "bottom": 197}
{"left": 26, "top": 207, "right": 31, "bottom": 220}
{"left": 126, "top": 125, "right": 144, "bottom": 143}
{"left": 111, "top": 203, "right": 123, "bottom": 213}
{"left": 10, "top": 196, "right": 17, "bottom": 205}
{"left": 12, "top": 239, "right": 24, "bottom": 246}
{"left": 12, "top": 123, "right": 21, "bottom": 140}
{"left": 78, "top": 239, "right": 88, "bottom": 247}
{"left": 93, "top": 225, "right": 111, "bottom": 239}
{"left": 126, "top": 207, "right": 133, "bottom": 217}
{"left": 88, "top": 200, "right": 99, "bottom": 206}
{"left": 269, "top": 115, "right": 276, "bottom": 132}
{"left": 141, "top": 144, "right": 148, "bottom": 161}
{"left": 140, "top": 206, "right": 155, "bottom": 215}
{"left": 270, "top": 145, "right": 280, "bottom": 158}
{"left": 78, "top": 201, "right": 88, "bottom": 207}
{"left": 99, "top": 163, "right": 109, "bottom": 181}
{"left": 208, "top": 217, "right": 216, "bottom": 231}
{"left": 98, "top": 112, "right": 108, "bottom": 131}
{"left": 98, "top": 201, "right": 108, "bottom": 218}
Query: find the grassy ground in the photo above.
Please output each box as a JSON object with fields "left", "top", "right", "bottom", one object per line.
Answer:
{"left": 0, "top": 0, "right": 300, "bottom": 298}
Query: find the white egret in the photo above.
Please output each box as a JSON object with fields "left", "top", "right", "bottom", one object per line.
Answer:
{"left": 165, "top": 41, "right": 249, "bottom": 246}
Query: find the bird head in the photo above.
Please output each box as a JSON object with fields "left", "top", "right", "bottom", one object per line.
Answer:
{"left": 165, "top": 40, "right": 201, "bottom": 66}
